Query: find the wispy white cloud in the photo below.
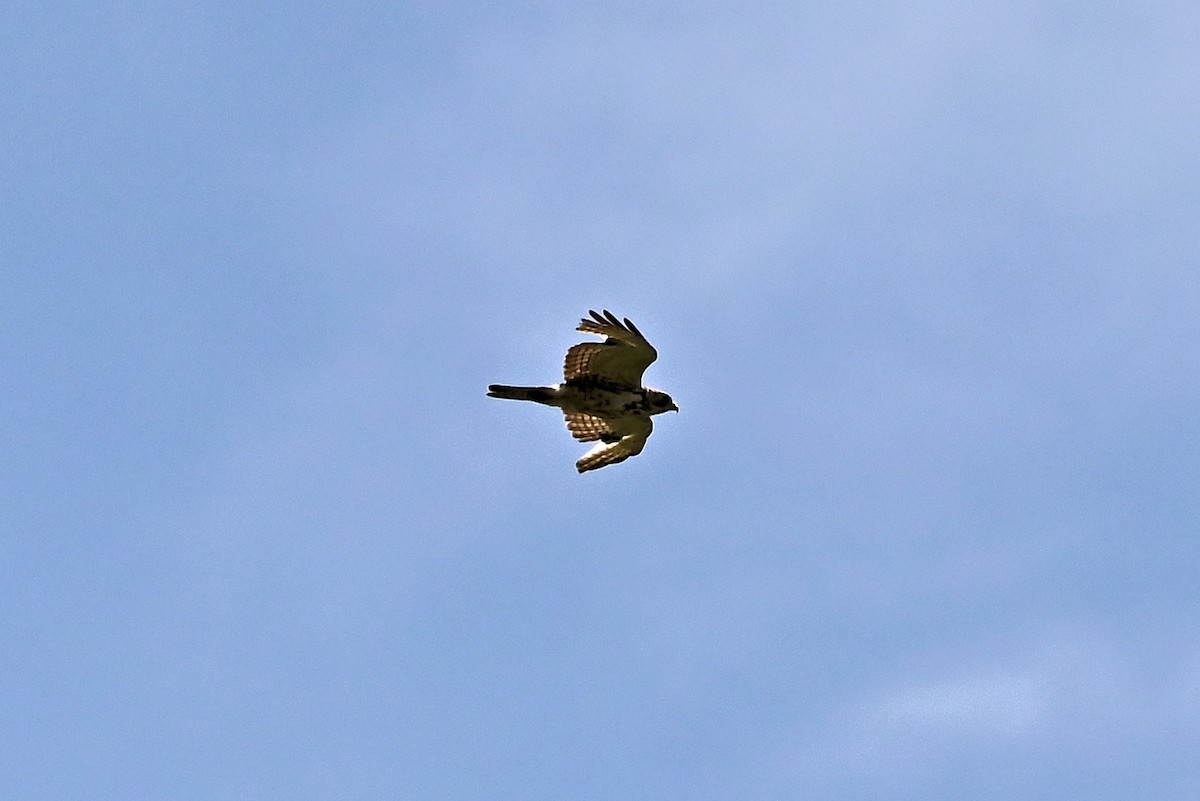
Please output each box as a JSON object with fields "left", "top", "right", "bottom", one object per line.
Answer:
{"left": 752, "top": 628, "right": 1200, "bottom": 797}
{"left": 877, "top": 665, "right": 1049, "bottom": 735}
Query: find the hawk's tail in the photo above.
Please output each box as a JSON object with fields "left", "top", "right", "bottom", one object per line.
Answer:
{"left": 487, "top": 384, "right": 557, "bottom": 404}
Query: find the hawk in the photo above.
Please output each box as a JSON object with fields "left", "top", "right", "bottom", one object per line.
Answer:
{"left": 488, "top": 310, "right": 678, "bottom": 473}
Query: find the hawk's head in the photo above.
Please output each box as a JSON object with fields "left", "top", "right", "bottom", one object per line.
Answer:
{"left": 647, "top": 390, "right": 678, "bottom": 414}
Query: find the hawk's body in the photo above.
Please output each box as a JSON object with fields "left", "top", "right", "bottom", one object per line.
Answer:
{"left": 489, "top": 310, "right": 677, "bottom": 473}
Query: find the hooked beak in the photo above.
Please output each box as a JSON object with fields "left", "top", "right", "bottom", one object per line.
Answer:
{"left": 669, "top": 403, "right": 679, "bottom": 412}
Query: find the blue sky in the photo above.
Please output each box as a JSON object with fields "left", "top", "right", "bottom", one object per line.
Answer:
{"left": 4, "top": 1, "right": 1199, "bottom": 798}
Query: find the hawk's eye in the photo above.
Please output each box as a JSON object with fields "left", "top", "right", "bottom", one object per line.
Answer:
{"left": 655, "top": 396, "right": 670, "bottom": 407}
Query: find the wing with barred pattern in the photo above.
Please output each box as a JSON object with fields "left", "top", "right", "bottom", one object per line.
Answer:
{"left": 563, "top": 309, "right": 657, "bottom": 386}
{"left": 563, "top": 412, "right": 623, "bottom": 443}
{"left": 574, "top": 415, "right": 653, "bottom": 473}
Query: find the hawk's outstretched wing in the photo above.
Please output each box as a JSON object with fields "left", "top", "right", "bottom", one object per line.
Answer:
{"left": 573, "top": 415, "right": 653, "bottom": 473}
{"left": 563, "top": 309, "right": 657, "bottom": 386}
{"left": 563, "top": 412, "right": 623, "bottom": 443}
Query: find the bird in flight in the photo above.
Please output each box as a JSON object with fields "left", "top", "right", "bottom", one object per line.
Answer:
{"left": 489, "top": 310, "right": 678, "bottom": 473}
